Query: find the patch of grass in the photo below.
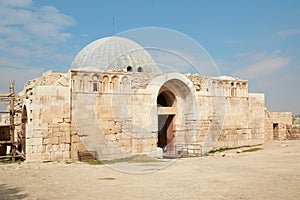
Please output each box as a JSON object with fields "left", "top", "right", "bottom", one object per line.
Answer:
{"left": 86, "top": 160, "right": 104, "bottom": 165}
{"left": 208, "top": 147, "right": 237, "bottom": 154}
{"left": 98, "top": 154, "right": 160, "bottom": 164}
{"left": 242, "top": 147, "right": 262, "bottom": 153}
{"left": 97, "top": 177, "right": 116, "bottom": 180}
{"left": 42, "top": 160, "right": 53, "bottom": 163}
{"left": 0, "top": 159, "right": 22, "bottom": 164}
{"left": 206, "top": 144, "right": 263, "bottom": 155}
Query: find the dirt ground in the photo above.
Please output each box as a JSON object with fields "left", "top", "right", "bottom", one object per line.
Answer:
{"left": 1, "top": 140, "right": 300, "bottom": 200}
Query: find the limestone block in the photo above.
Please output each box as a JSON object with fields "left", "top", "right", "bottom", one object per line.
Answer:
{"left": 59, "top": 135, "right": 71, "bottom": 144}
{"left": 71, "top": 135, "right": 80, "bottom": 143}
{"left": 50, "top": 151, "right": 55, "bottom": 160}
{"left": 53, "top": 118, "right": 63, "bottom": 123}
{"left": 70, "top": 144, "right": 79, "bottom": 160}
{"left": 30, "top": 131, "right": 42, "bottom": 138}
{"left": 105, "top": 126, "right": 122, "bottom": 135}
{"left": 121, "top": 133, "right": 132, "bottom": 139}
{"left": 51, "top": 126, "right": 60, "bottom": 133}
{"left": 53, "top": 130, "right": 63, "bottom": 137}
{"left": 64, "top": 118, "right": 71, "bottom": 123}
{"left": 142, "top": 145, "right": 153, "bottom": 153}
{"left": 54, "top": 151, "right": 63, "bottom": 160}
{"left": 26, "top": 153, "right": 42, "bottom": 161}
{"left": 42, "top": 138, "right": 49, "bottom": 145}
{"left": 65, "top": 135, "right": 71, "bottom": 144}
{"left": 136, "top": 144, "right": 143, "bottom": 153}
{"left": 62, "top": 151, "right": 70, "bottom": 159}
{"left": 56, "top": 95, "right": 65, "bottom": 101}
{"left": 125, "top": 145, "right": 132, "bottom": 152}
{"left": 59, "top": 125, "right": 70, "bottom": 132}
{"left": 70, "top": 126, "right": 78, "bottom": 135}
{"left": 42, "top": 131, "right": 49, "bottom": 138}
{"left": 49, "top": 136, "right": 59, "bottom": 144}
{"left": 105, "top": 134, "right": 117, "bottom": 141}
{"left": 65, "top": 143, "right": 70, "bottom": 151}
{"left": 41, "top": 153, "right": 51, "bottom": 161}
{"left": 25, "top": 145, "right": 33, "bottom": 153}
{"left": 59, "top": 143, "right": 65, "bottom": 151}
{"left": 46, "top": 144, "right": 52, "bottom": 152}
{"left": 52, "top": 144, "right": 59, "bottom": 152}
{"left": 121, "top": 139, "right": 132, "bottom": 146}
{"left": 28, "top": 137, "right": 42, "bottom": 146}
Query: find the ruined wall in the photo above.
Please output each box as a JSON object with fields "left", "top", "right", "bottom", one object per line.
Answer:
{"left": 188, "top": 74, "right": 265, "bottom": 152}
{"left": 25, "top": 85, "right": 71, "bottom": 161}
{"left": 71, "top": 70, "right": 161, "bottom": 160}
{"left": 22, "top": 69, "right": 289, "bottom": 161}
{"left": 287, "top": 125, "right": 300, "bottom": 139}
{"left": 212, "top": 94, "right": 265, "bottom": 149}
{"left": 248, "top": 93, "right": 265, "bottom": 145}
{"left": 217, "top": 97, "right": 252, "bottom": 148}
{"left": 270, "top": 112, "right": 292, "bottom": 140}
{"left": 264, "top": 109, "right": 273, "bottom": 141}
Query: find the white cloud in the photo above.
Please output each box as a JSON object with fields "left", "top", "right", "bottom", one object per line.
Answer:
{"left": 0, "top": 66, "right": 46, "bottom": 93}
{"left": 277, "top": 29, "right": 300, "bottom": 39}
{"left": 0, "top": 3, "right": 76, "bottom": 43}
{"left": 0, "top": 1, "right": 77, "bottom": 92}
{"left": 0, "top": 0, "right": 32, "bottom": 8}
{"left": 0, "top": 56, "right": 26, "bottom": 69}
{"left": 233, "top": 52, "right": 290, "bottom": 79}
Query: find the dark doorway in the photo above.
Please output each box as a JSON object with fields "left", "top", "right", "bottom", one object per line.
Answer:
{"left": 157, "top": 91, "right": 175, "bottom": 107}
{"left": 273, "top": 123, "right": 279, "bottom": 140}
{"left": 157, "top": 114, "right": 174, "bottom": 149}
{"left": 127, "top": 66, "right": 132, "bottom": 72}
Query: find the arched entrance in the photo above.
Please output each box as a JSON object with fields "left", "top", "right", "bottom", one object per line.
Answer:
{"left": 146, "top": 73, "right": 199, "bottom": 156}
{"left": 157, "top": 89, "right": 176, "bottom": 150}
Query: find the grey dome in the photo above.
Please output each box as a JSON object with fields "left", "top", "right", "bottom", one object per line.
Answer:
{"left": 70, "top": 36, "right": 161, "bottom": 73}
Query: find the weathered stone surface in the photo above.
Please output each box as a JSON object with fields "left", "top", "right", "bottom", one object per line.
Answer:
{"left": 2, "top": 48, "right": 294, "bottom": 162}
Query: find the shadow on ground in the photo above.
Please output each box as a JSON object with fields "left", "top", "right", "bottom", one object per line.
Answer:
{"left": 0, "top": 184, "right": 27, "bottom": 200}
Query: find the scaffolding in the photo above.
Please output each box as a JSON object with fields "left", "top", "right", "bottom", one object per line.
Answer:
{"left": 0, "top": 81, "right": 25, "bottom": 161}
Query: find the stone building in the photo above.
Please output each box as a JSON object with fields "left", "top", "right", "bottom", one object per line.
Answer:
{"left": 0, "top": 36, "right": 296, "bottom": 161}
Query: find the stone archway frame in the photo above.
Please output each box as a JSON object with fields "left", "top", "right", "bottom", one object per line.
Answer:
{"left": 145, "top": 73, "right": 199, "bottom": 151}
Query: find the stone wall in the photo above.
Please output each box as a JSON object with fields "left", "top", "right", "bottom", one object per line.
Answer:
{"left": 269, "top": 112, "right": 292, "bottom": 140}
{"left": 70, "top": 70, "right": 158, "bottom": 160}
{"left": 287, "top": 125, "right": 300, "bottom": 139}
{"left": 216, "top": 96, "right": 252, "bottom": 148}
{"left": 264, "top": 109, "right": 273, "bottom": 141}
{"left": 26, "top": 85, "right": 71, "bottom": 161}
{"left": 19, "top": 70, "right": 294, "bottom": 161}
{"left": 190, "top": 74, "right": 265, "bottom": 152}
{"left": 248, "top": 93, "right": 265, "bottom": 145}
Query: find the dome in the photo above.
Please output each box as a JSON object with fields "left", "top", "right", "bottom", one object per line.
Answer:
{"left": 70, "top": 36, "right": 161, "bottom": 73}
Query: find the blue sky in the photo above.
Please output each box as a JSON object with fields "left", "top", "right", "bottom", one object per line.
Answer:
{"left": 0, "top": 0, "right": 299, "bottom": 114}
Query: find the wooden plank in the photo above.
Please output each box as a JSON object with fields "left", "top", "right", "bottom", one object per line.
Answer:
{"left": 0, "top": 124, "right": 11, "bottom": 127}
{"left": 0, "top": 110, "right": 10, "bottom": 113}
{"left": 157, "top": 107, "right": 177, "bottom": 115}
{"left": 16, "top": 150, "right": 26, "bottom": 159}
{"left": 0, "top": 141, "right": 12, "bottom": 144}
{"left": 0, "top": 155, "right": 11, "bottom": 159}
